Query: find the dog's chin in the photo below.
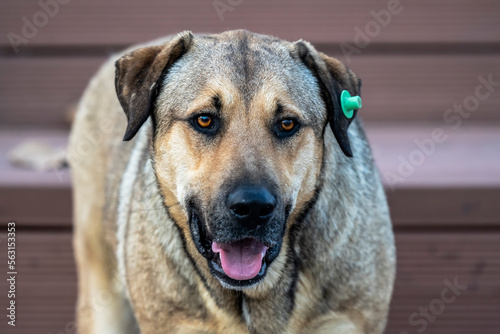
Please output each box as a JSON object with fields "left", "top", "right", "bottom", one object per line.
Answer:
{"left": 188, "top": 209, "right": 283, "bottom": 290}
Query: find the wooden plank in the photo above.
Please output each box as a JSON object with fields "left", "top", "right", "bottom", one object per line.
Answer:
{"left": 0, "top": 187, "right": 72, "bottom": 226}
{"left": 366, "top": 125, "right": 500, "bottom": 189}
{"left": 0, "top": 232, "right": 499, "bottom": 334}
{"left": 0, "top": 232, "right": 77, "bottom": 334}
{"left": 0, "top": 129, "right": 71, "bottom": 187}
{"left": 1, "top": 55, "right": 500, "bottom": 127}
{"left": 386, "top": 233, "right": 500, "bottom": 334}
{"left": 0, "top": 58, "right": 102, "bottom": 128}
{"left": 0, "top": 130, "right": 71, "bottom": 226}
{"left": 352, "top": 55, "right": 500, "bottom": 123}
{"left": 368, "top": 124, "right": 500, "bottom": 226}
{"left": 3, "top": 185, "right": 498, "bottom": 228}
{"left": 388, "top": 188, "right": 500, "bottom": 227}
{"left": 1, "top": 0, "right": 500, "bottom": 50}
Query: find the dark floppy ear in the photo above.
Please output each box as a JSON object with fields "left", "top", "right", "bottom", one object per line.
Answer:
{"left": 293, "top": 40, "right": 361, "bottom": 157}
{"left": 115, "top": 31, "right": 194, "bottom": 141}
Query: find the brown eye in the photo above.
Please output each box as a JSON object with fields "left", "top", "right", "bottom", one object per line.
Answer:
{"left": 197, "top": 115, "right": 212, "bottom": 128}
{"left": 280, "top": 119, "right": 295, "bottom": 132}
{"left": 191, "top": 114, "right": 220, "bottom": 136}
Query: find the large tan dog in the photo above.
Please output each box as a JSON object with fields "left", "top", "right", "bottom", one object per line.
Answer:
{"left": 69, "top": 30, "right": 395, "bottom": 334}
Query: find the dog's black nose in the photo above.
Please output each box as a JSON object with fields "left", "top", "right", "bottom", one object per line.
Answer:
{"left": 228, "top": 185, "right": 276, "bottom": 228}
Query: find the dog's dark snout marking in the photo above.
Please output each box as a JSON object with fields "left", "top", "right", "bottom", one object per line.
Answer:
{"left": 228, "top": 185, "right": 277, "bottom": 227}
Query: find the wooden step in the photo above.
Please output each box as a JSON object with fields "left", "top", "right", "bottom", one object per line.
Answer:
{"left": 1, "top": 232, "right": 499, "bottom": 334}
{"left": 1, "top": 55, "right": 500, "bottom": 127}
{"left": 1, "top": 125, "right": 499, "bottom": 227}
{"left": 1, "top": 0, "right": 499, "bottom": 49}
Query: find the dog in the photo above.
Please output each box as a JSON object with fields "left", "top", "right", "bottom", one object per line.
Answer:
{"left": 69, "top": 30, "right": 395, "bottom": 334}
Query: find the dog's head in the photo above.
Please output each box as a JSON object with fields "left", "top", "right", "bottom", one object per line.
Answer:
{"left": 115, "top": 30, "right": 361, "bottom": 290}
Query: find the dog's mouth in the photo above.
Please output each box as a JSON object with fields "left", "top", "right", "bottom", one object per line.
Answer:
{"left": 188, "top": 208, "right": 282, "bottom": 289}
{"left": 212, "top": 238, "right": 268, "bottom": 281}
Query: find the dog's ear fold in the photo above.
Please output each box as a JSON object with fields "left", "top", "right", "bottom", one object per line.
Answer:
{"left": 293, "top": 41, "right": 361, "bottom": 157}
{"left": 115, "top": 31, "right": 194, "bottom": 141}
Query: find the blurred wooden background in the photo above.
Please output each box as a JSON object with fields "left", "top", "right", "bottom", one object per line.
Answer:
{"left": 0, "top": 1, "right": 499, "bottom": 333}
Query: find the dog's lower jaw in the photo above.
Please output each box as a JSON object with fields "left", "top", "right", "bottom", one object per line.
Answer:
{"left": 209, "top": 258, "right": 268, "bottom": 290}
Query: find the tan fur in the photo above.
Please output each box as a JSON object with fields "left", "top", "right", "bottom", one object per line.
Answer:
{"left": 69, "top": 56, "right": 139, "bottom": 333}
{"left": 70, "top": 30, "right": 395, "bottom": 334}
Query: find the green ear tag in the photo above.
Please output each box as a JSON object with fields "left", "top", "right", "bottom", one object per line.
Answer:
{"left": 340, "top": 90, "right": 362, "bottom": 119}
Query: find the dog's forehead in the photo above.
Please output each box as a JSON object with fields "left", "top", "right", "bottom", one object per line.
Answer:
{"left": 201, "top": 31, "right": 290, "bottom": 76}
{"left": 160, "top": 31, "right": 325, "bottom": 121}
{"left": 196, "top": 31, "right": 312, "bottom": 95}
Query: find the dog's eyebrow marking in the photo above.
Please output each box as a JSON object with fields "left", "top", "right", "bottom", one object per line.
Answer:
{"left": 272, "top": 100, "right": 307, "bottom": 123}
{"left": 275, "top": 102, "right": 284, "bottom": 117}
{"left": 274, "top": 102, "right": 298, "bottom": 119}
{"left": 212, "top": 95, "right": 222, "bottom": 111}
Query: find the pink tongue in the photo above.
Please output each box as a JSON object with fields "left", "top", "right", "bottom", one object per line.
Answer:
{"left": 212, "top": 238, "right": 268, "bottom": 281}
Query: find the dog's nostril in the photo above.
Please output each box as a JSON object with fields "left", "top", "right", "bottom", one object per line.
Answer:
{"left": 259, "top": 204, "right": 275, "bottom": 217}
{"left": 231, "top": 203, "right": 251, "bottom": 217}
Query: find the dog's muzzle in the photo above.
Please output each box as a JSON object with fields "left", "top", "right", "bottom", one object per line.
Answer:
{"left": 188, "top": 184, "right": 286, "bottom": 289}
